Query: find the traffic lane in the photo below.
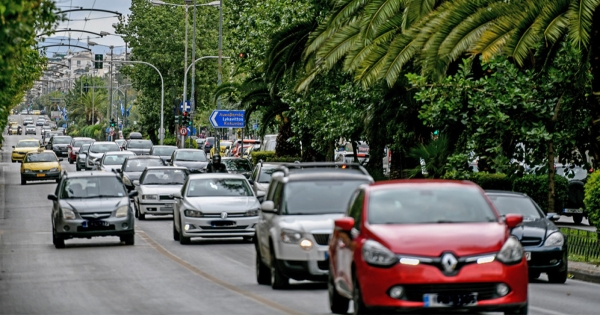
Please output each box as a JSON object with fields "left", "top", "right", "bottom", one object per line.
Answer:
{"left": 135, "top": 217, "right": 330, "bottom": 315}
{"left": 529, "top": 275, "right": 600, "bottom": 315}
{"left": 555, "top": 216, "right": 595, "bottom": 232}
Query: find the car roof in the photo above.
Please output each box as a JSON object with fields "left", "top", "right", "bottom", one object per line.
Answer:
{"left": 72, "top": 137, "right": 93, "bottom": 140}
{"left": 104, "top": 151, "right": 135, "bottom": 155}
{"left": 145, "top": 166, "right": 188, "bottom": 171}
{"left": 152, "top": 145, "right": 176, "bottom": 148}
{"left": 484, "top": 190, "right": 528, "bottom": 197}
{"left": 175, "top": 149, "right": 203, "bottom": 152}
{"left": 91, "top": 141, "right": 119, "bottom": 145}
{"left": 284, "top": 170, "right": 374, "bottom": 182}
{"left": 188, "top": 173, "right": 247, "bottom": 180}
{"left": 18, "top": 138, "right": 39, "bottom": 142}
{"left": 64, "top": 171, "right": 119, "bottom": 178}
{"left": 25, "top": 149, "right": 55, "bottom": 155}
{"left": 125, "top": 155, "right": 162, "bottom": 160}
{"left": 367, "top": 179, "right": 481, "bottom": 190}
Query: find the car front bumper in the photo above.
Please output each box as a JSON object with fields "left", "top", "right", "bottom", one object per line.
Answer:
{"left": 55, "top": 216, "right": 134, "bottom": 239}
{"left": 139, "top": 201, "right": 175, "bottom": 215}
{"left": 180, "top": 215, "right": 258, "bottom": 238}
{"left": 53, "top": 148, "right": 69, "bottom": 156}
{"left": 22, "top": 171, "right": 61, "bottom": 181}
{"left": 524, "top": 245, "right": 567, "bottom": 274}
{"left": 355, "top": 258, "right": 528, "bottom": 311}
{"left": 274, "top": 239, "right": 331, "bottom": 280}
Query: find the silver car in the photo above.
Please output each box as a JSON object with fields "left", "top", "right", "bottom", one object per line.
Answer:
{"left": 85, "top": 142, "right": 121, "bottom": 170}
{"left": 76, "top": 143, "right": 92, "bottom": 171}
{"left": 173, "top": 173, "right": 260, "bottom": 244}
{"left": 125, "top": 139, "right": 153, "bottom": 155}
{"left": 93, "top": 151, "right": 135, "bottom": 172}
{"left": 133, "top": 166, "right": 188, "bottom": 220}
{"left": 48, "top": 172, "right": 137, "bottom": 248}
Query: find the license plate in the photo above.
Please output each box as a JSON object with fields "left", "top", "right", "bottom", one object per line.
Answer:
{"left": 564, "top": 208, "right": 583, "bottom": 213}
{"left": 525, "top": 252, "right": 531, "bottom": 261}
{"left": 424, "top": 293, "right": 477, "bottom": 307}
{"left": 36, "top": 173, "right": 45, "bottom": 177}
{"left": 82, "top": 221, "right": 109, "bottom": 228}
{"left": 211, "top": 221, "right": 236, "bottom": 227}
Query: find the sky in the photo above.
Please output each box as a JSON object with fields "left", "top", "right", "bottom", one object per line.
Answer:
{"left": 42, "top": 0, "right": 133, "bottom": 55}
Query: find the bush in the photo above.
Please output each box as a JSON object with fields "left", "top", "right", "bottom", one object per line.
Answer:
{"left": 251, "top": 151, "right": 276, "bottom": 164}
{"left": 163, "top": 137, "right": 176, "bottom": 146}
{"left": 513, "top": 175, "right": 568, "bottom": 214}
{"left": 443, "top": 172, "right": 512, "bottom": 190}
{"left": 584, "top": 171, "right": 600, "bottom": 229}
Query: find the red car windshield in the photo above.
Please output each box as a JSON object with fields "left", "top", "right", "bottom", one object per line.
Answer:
{"left": 368, "top": 186, "right": 497, "bottom": 224}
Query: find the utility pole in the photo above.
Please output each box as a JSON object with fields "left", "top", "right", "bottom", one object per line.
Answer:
{"left": 190, "top": 0, "right": 197, "bottom": 149}
{"left": 108, "top": 45, "right": 114, "bottom": 140}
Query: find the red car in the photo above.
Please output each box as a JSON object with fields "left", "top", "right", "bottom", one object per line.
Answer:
{"left": 67, "top": 137, "right": 95, "bottom": 164}
{"left": 328, "top": 180, "right": 528, "bottom": 315}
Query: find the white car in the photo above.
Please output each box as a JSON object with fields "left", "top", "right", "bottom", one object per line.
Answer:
{"left": 172, "top": 173, "right": 261, "bottom": 244}
{"left": 133, "top": 166, "right": 188, "bottom": 220}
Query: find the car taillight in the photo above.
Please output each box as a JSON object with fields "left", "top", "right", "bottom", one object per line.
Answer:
{"left": 205, "top": 141, "right": 209, "bottom": 146}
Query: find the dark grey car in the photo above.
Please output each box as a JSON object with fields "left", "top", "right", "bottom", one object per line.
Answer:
{"left": 76, "top": 143, "right": 92, "bottom": 171}
{"left": 118, "top": 155, "right": 166, "bottom": 192}
{"left": 46, "top": 135, "right": 72, "bottom": 157}
{"left": 126, "top": 139, "right": 153, "bottom": 155}
{"left": 49, "top": 172, "right": 137, "bottom": 248}
{"left": 149, "top": 145, "right": 177, "bottom": 163}
{"left": 222, "top": 157, "right": 253, "bottom": 178}
{"left": 170, "top": 149, "right": 209, "bottom": 173}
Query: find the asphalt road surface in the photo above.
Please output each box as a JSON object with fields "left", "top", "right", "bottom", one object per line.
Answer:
{"left": 1, "top": 115, "right": 599, "bottom": 315}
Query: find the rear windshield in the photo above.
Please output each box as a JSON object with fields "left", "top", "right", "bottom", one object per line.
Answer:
{"left": 73, "top": 140, "right": 94, "bottom": 147}
{"left": 17, "top": 141, "right": 39, "bottom": 148}
{"left": 283, "top": 180, "right": 370, "bottom": 215}
{"left": 90, "top": 143, "right": 121, "bottom": 153}
{"left": 80, "top": 144, "right": 91, "bottom": 152}
{"left": 53, "top": 137, "right": 72, "bottom": 144}
{"left": 123, "top": 158, "right": 164, "bottom": 172}
{"left": 175, "top": 150, "right": 207, "bottom": 162}
{"left": 128, "top": 140, "right": 153, "bottom": 149}
{"left": 258, "top": 167, "right": 278, "bottom": 183}
{"left": 368, "top": 186, "right": 497, "bottom": 224}
{"left": 152, "top": 147, "right": 176, "bottom": 156}
{"left": 187, "top": 178, "right": 252, "bottom": 197}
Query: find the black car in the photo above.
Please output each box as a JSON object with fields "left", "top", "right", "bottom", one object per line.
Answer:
{"left": 556, "top": 164, "right": 591, "bottom": 224}
{"left": 46, "top": 135, "right": 73, "bottom": 157}
{"left": 221, "top": 157, "right": 253, "bottom": 178}
{"left": 118, "top": 155, "right": 166, "bottom": 192}
{"left": 486, "top": 191, "right": 568, "bottom": 283}
{"left": 169, "top": 149, "right": 209, "bottom": 173}
{"left": 202, "top": 137, "right": 215, "bottom": 154}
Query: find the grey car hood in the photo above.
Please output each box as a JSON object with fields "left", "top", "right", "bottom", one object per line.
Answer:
{"left": 61, "top": 197, "right": 128, "bottom": 213}
{"left": 139, "top": 185, "right": 183, "bottom": 195}
{"left": 185, "top": 196, "right": 260, "bottom": 213}
{"left": 173, "top": 161, "right": 208, "bottom": 171}
{"left": 277, "top": 213, "right": 345, "bottom": 234}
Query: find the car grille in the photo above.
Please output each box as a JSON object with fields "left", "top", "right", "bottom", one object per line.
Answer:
{"left": 402, "top": 283, "right": 501, "bottom": 302}
{"left": 317, "top": 259, "right": 329, "bottom": 271}
{"left": 312, "top": 234, "right": 330, "bottom": 246}
{"left": 203, "top": 212, "right": 246, "bottom": 218}
{"left": 159, "top": 195, "right": 174, "bottom": 200}
{"left": 520, "top": 236, "right": 542, "bottom": 246}
{"left": 80, "top": 212, "right": 112, "bottom": 219}
{"left": 199, "top": 225, "right": 249, "bottom": 230}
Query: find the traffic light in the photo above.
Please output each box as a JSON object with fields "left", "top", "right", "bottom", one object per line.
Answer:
{"left": 182, "top": 111, "right": 189, "bottom": 126}
{"left": 94, "top": 54, "right": 103, "bottom": 69}
{"left": 110, "top": 118, "right": 116, "bottom": 127}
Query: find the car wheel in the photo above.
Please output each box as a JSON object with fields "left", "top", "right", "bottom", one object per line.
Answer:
{"left": 329, "top": 267, "right": 349, "bottom": 314}
{"left": 21, "top": 177, "right": 26, "bottom": 185}
{"left": 573, "top": 214, "right": 583, "bottom": 224}
{"left": 120, "top": 234, "right": 135, "bottom": 245}
{"left": 548, "top": 258, "right": 568, "bottom": 284}
{"left": 352, "top": 271, "right": 370, "bottom": 315}
{"left": 255, "top": 240, "right": 271, "bottom": 285}
{"left": 173, "top": 221, "right": 180, "bottom": 241}
{"left": 179, "top": 219, "right": 191, "bottom": 245}
{"left": 504, "top": 302, "right": 528, "bottom": 314}
{"left": 55, "top": 178, "right": 60, "bottom": 183}
{"left": 69, "top": 159, "right": 73, "bottom": 164}
{"left": 76, "top": 164, "right": 80, "bottom": 171}
{"left": 138, "top": 209, "right": 146, "bottom": 220}
{"left": 52, "top": 228, "right": 65, "bottom": 249}
{"left": 270, "top": 248, "right": 289, "bottom": 289}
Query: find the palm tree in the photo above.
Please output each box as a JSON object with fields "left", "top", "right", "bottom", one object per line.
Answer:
{"left": 69, "top": 91, "right": 107, "bottom": 125}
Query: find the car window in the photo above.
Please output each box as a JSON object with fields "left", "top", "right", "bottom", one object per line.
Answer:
{"left": 223, "top": 159, "right": 252, "bottom": 171}
{"left": 127, "top": 140, "right": 153, "bottom": 149}
{"left": 123, "top": 158, "right": 164, "bottom": 172}
{"left": 60, "top": 177, "right": 126, "bottom": 199}
{"left": 103, "top": 154, "right": 133, "bottom": 165}
{"left": 25, "top": 152, "right": 57, "bottom": 163}
{"left": 175, "top": 150, "right": 207, "bottom": 162}
{"left": 152, "top": 147, "right": 176, "bottom": 156}
{"left": 282, "top": 180, "right": 369, "bottom": 215}
{"left": 141, "top": 169, "right": 187, "bottom": 185}
{"left": 73, "top": 140, "right": 94, "bottom": 147}
{"left": 487, "top": 195, "right": 543, "bottom": 219}
{"left": 348, "top": 190, "right": 364, "bottom": 230}
{"left": 258, "top": 167, "right": 277, "bottom": 183}
{"left": 252, "top": 165, "right": 259, "bottom": 181}
{"left": 80, "top": 144, "right": 91, "bottom": 154}
{"left": 368, "top": 186, "right": 497, "bottom": 224}
{"left": 90, "top": 143, "right": 120, "bottom": 153}
{"left": 17, "top": 141, "right": 39, "bottom": 148}
{"left": 186, "top": 178, "right": 252, "bottom": 197}
{"left": 53, "top": 137, "right": 72, "bottom": 144}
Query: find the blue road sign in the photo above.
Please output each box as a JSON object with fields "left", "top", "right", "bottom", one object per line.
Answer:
{"left": 187, "top": 126, "right": 191, "bottom": 135}
{"left": 253, "top": 123, "right": 258, "bottom": 130}
{"left": 180, "top": 101, "right": 191, "bottom": 112}
{"left": 62, "top": 124, "right": 66, "bottom": 128}
{"left": 209, "top": 110, "right": 245, "bottom": 128}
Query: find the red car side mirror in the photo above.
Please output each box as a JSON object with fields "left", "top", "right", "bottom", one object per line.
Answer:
{"left": 334, "top": 217, "right": 355, "bottom": 232}
{"left": 504, "top": 214, "right": 523, "bottom": 229}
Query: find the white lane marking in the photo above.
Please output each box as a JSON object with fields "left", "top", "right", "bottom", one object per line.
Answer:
{"left": 530, "top": 305, "right": 570, "bottom": 315}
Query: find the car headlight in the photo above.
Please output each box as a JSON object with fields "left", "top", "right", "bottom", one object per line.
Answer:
{"left": 61, "top": 208, "right": 76, "bottom": 220}
{"left": 544, "top": 232, "right": 564, "bottom": 247}
{"left": 245, "top": 209, "right": 259, "bottom": 217}
{"left": 362, "top": 239, "right": 398, "bottom": 267}
{"left": 115, "top": 205, "right": 129, "bottom": 218}
{"left": 300, "top": 239, "right": 313, "bottom": 251}
{"left": 23, "top": 169, "right": 33, "bottom": 173}
{"left": 142, "top": 194, "right": 158, "bottom": 200}
{"left": 184, "top": 210, "right": 203, "bottom": 217}
{"left": 496, "top": 236, "right": 524, "bottom": 264}
{"left": 49, "top": 168, "right": 58, "bottom": 172}
{"left": 281, "top": 229, "right": 303, "bottom": 244}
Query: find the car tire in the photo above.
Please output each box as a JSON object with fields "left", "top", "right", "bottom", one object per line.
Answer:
{"left": 69, "top": 159, "right": 73, "bottom": 164}
{"left": 21, "top": 177, "right": 26, "bottom": 185}
{"left": 548, "top": 258, "right": 568, "bottom": 284}
{"left": 270, "top": 249, "right": 289, "bottom": 289}
{"left": 55, "top": 178, "right": 60, "bottom": 183}
{"left": 121, "top": 234, "right": 135, "bottom": 245}
{"left": 12, "top": 160, "right": 15, "bottom": 163}
{"left": 255, "top": 241, "right": 271, "bottom": 285}
{"left": 573, "top": 214, "right": 583, "bottom": 224}
{"left": 76, "top": 164, "right": 80, "bottom": 171}
{"left": 173, "top": 221, "right": 180, "bottom": 241}
{"left": 352, "top": 271, "right": 370, "bottom": 315}
{"left": 179, "top": 219, "right": 191, "bottom": 245}
{"left": 138, "top": 209, "right": 146, "bottom": 220}
{"left": 52, "top": 228, "right": 65, "bottom": 249}
{"left": 504, "top": 302, "right": 528, "bottom": 314}
{"left": 329, "top": 268, "right": 349, "bottom": 314}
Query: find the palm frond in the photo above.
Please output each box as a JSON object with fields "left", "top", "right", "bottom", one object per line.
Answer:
{"left": 567, "top": 0, "right": 600, "bottom": 49}
{"left": 315, "top": 22, "right": 361, "bottom": 70}
{"left": 540, "top": 0, "right": 570, "bottom": 43}
{"left": 360, "top": 0, "right": 404, "bottom": 39}
{"left": 402, "top": 0, "right": 438, "bottom": 30}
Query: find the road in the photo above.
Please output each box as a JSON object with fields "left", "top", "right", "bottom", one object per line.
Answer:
{"left": 1, "top": 115, "right": 599, "bottom": 315}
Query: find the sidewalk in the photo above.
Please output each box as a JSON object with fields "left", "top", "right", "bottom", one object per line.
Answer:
{"left": 569, "top": 261, "right": 600, "bottom": 284}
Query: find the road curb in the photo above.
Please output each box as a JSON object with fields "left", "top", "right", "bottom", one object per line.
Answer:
{"left": 569, "top": 261, "right": 600, "bottom": 284}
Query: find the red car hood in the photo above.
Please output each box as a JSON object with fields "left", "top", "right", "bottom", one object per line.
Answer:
{"left": 367, "top": 222, "right": 507, "bottom": 257}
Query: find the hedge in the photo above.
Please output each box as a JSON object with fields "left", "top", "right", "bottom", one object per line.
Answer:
{"left": 444, "top": 172, "right": 512, "bottom": 190}
{"left": 250, "top": 151, "right": 300, "bottom": 164}
{"left": 513, "top": 175, "right": 568, "bottom": 214}
{"left": 584, "top": 171, "right": 600, "bottom": 230}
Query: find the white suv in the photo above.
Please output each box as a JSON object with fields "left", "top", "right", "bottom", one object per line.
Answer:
{"left": 255, "top": 163, "right": 373, "bottom": 289}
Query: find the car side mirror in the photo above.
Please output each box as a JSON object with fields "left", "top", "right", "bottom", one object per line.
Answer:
{"left": 133, "top": 180, "right": 140, "bottom": 186}
{"left": 546, "top": 213, "right": 560, "bottom": 221}
{"left": 334, "top": 217, "right": 355, "bottom": 232}
{"left": 116, "top": 169, "right": 122, "bottom": 173}
{"left": 504, "top": 214, "right": 524, "bottom": 229}
{"left": 128, "top": 190, "right": 138, "bottom": 197}
{"left": 47, "top": 194, "right": 58, "bottom": 201}
{"left": 261, "top": 200, "right": 276, "bottom": 213}
{"left": 172, "top": 191, "right": 182, "bottom": 199}
{"left": 248, "top": 179, "right": 255, "bottom": 185}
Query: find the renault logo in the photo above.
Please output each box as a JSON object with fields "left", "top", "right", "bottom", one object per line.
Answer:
{"left": 441, "top": 253, "right": 458, "bottom": 273}
{"left": 220, "top": 212, "right": 228, "bottom": 219}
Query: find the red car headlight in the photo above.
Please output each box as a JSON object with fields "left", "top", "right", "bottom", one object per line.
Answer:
{"left": 496, "top": 236, "right": 524, "bottom": 264}
{"left": 362, "top": 240, "right": 398, "bottom": 267}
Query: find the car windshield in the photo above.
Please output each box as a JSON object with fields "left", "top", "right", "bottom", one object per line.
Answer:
{"left": 258, "top": 167, "right": 278, "bottom": 183}
{"left": 487, "top": 195, "right": 543, "bottom": 219}
{"left": 25, "top": 152, "right": 57, "bottom": 163}
{"left": 283, "top": 180, "right": 370, "bottom": 215}
{"left": 223, "top": 159, "right": 252, "bottom": 171}
{"left": 142, "top": 169, "right": 187, "bottom": 185}
{"left": 17, "top": 141, "right": 39, "bottom": 148}
{"left": 53, "top": 137, "right": 72, "bottom": 144}
{"left": 128, "top": 140, "right": 153, "bottom": 149}
{"left": 73, "top": 140, "right": 94, "bottom": 147}
{"left": 60, "top": 176, "right": 127, "bottom": 199}
{"left": 175, "top": 150, "right": 207, "bottom": 162}
{"left": 103, "top": 154, "right": 132, "bottom": 165}
{"left": 123, "top": 159, "right": 164, "bottom": 172}
{"left": 368, "top": 186, "right": 497, "bottom": 224}
{"left": 556, "top": 166, "right": 588, "bottom": 181}
{"left": 90, "top": 143, "right": 120, "bottom": 153}
{"left": 80, "top": 144, "right": 91, "bottom": 153}
{"left": 187, "top": 178, "right": 252, "bottom": 197}
{"left": 152, "top": 147, "right": 176, "bottom": 156}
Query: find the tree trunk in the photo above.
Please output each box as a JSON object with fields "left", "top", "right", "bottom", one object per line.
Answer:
{"left": 351, "top": 139, "right": 359, "bottom": 163}
{"left": 275, "top": 115, "right": 300, "bottom": 157}
{"left": 547, "top": 95, "right": 563, "bottom": 214}
{"left": 589, "top": 8, "right": 600, "bottom": 168}
{"left": 389, "top": 149, "right": 405, "bottom": 179}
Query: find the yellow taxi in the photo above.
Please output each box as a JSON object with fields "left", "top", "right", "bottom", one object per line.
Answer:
{"left": 32, "top": 110, "right": 41, "bottom": 115}
{"left": 11, "top": 138, "right": 41, "bottom": 163}
{"left": 210, "top": 140, "right": 232, "bottom": 157}
{"left": 20, "top": 149, "right": 63, "bottom": 185}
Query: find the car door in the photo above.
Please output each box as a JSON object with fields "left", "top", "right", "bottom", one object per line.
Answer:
{"left": 258, "top": 180, "right": 282, "bottom": 262}
{"left": 51, "top": 181, "right": 62, "bottom": 229}
{"left": 335, "top": 189, "right": 364, "bottom": 297}
{"left": 174, "top": 179, "right": 189, "bottom": 232}
{"left": 250, "top": 164, "right": 261, "bottom": 194}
